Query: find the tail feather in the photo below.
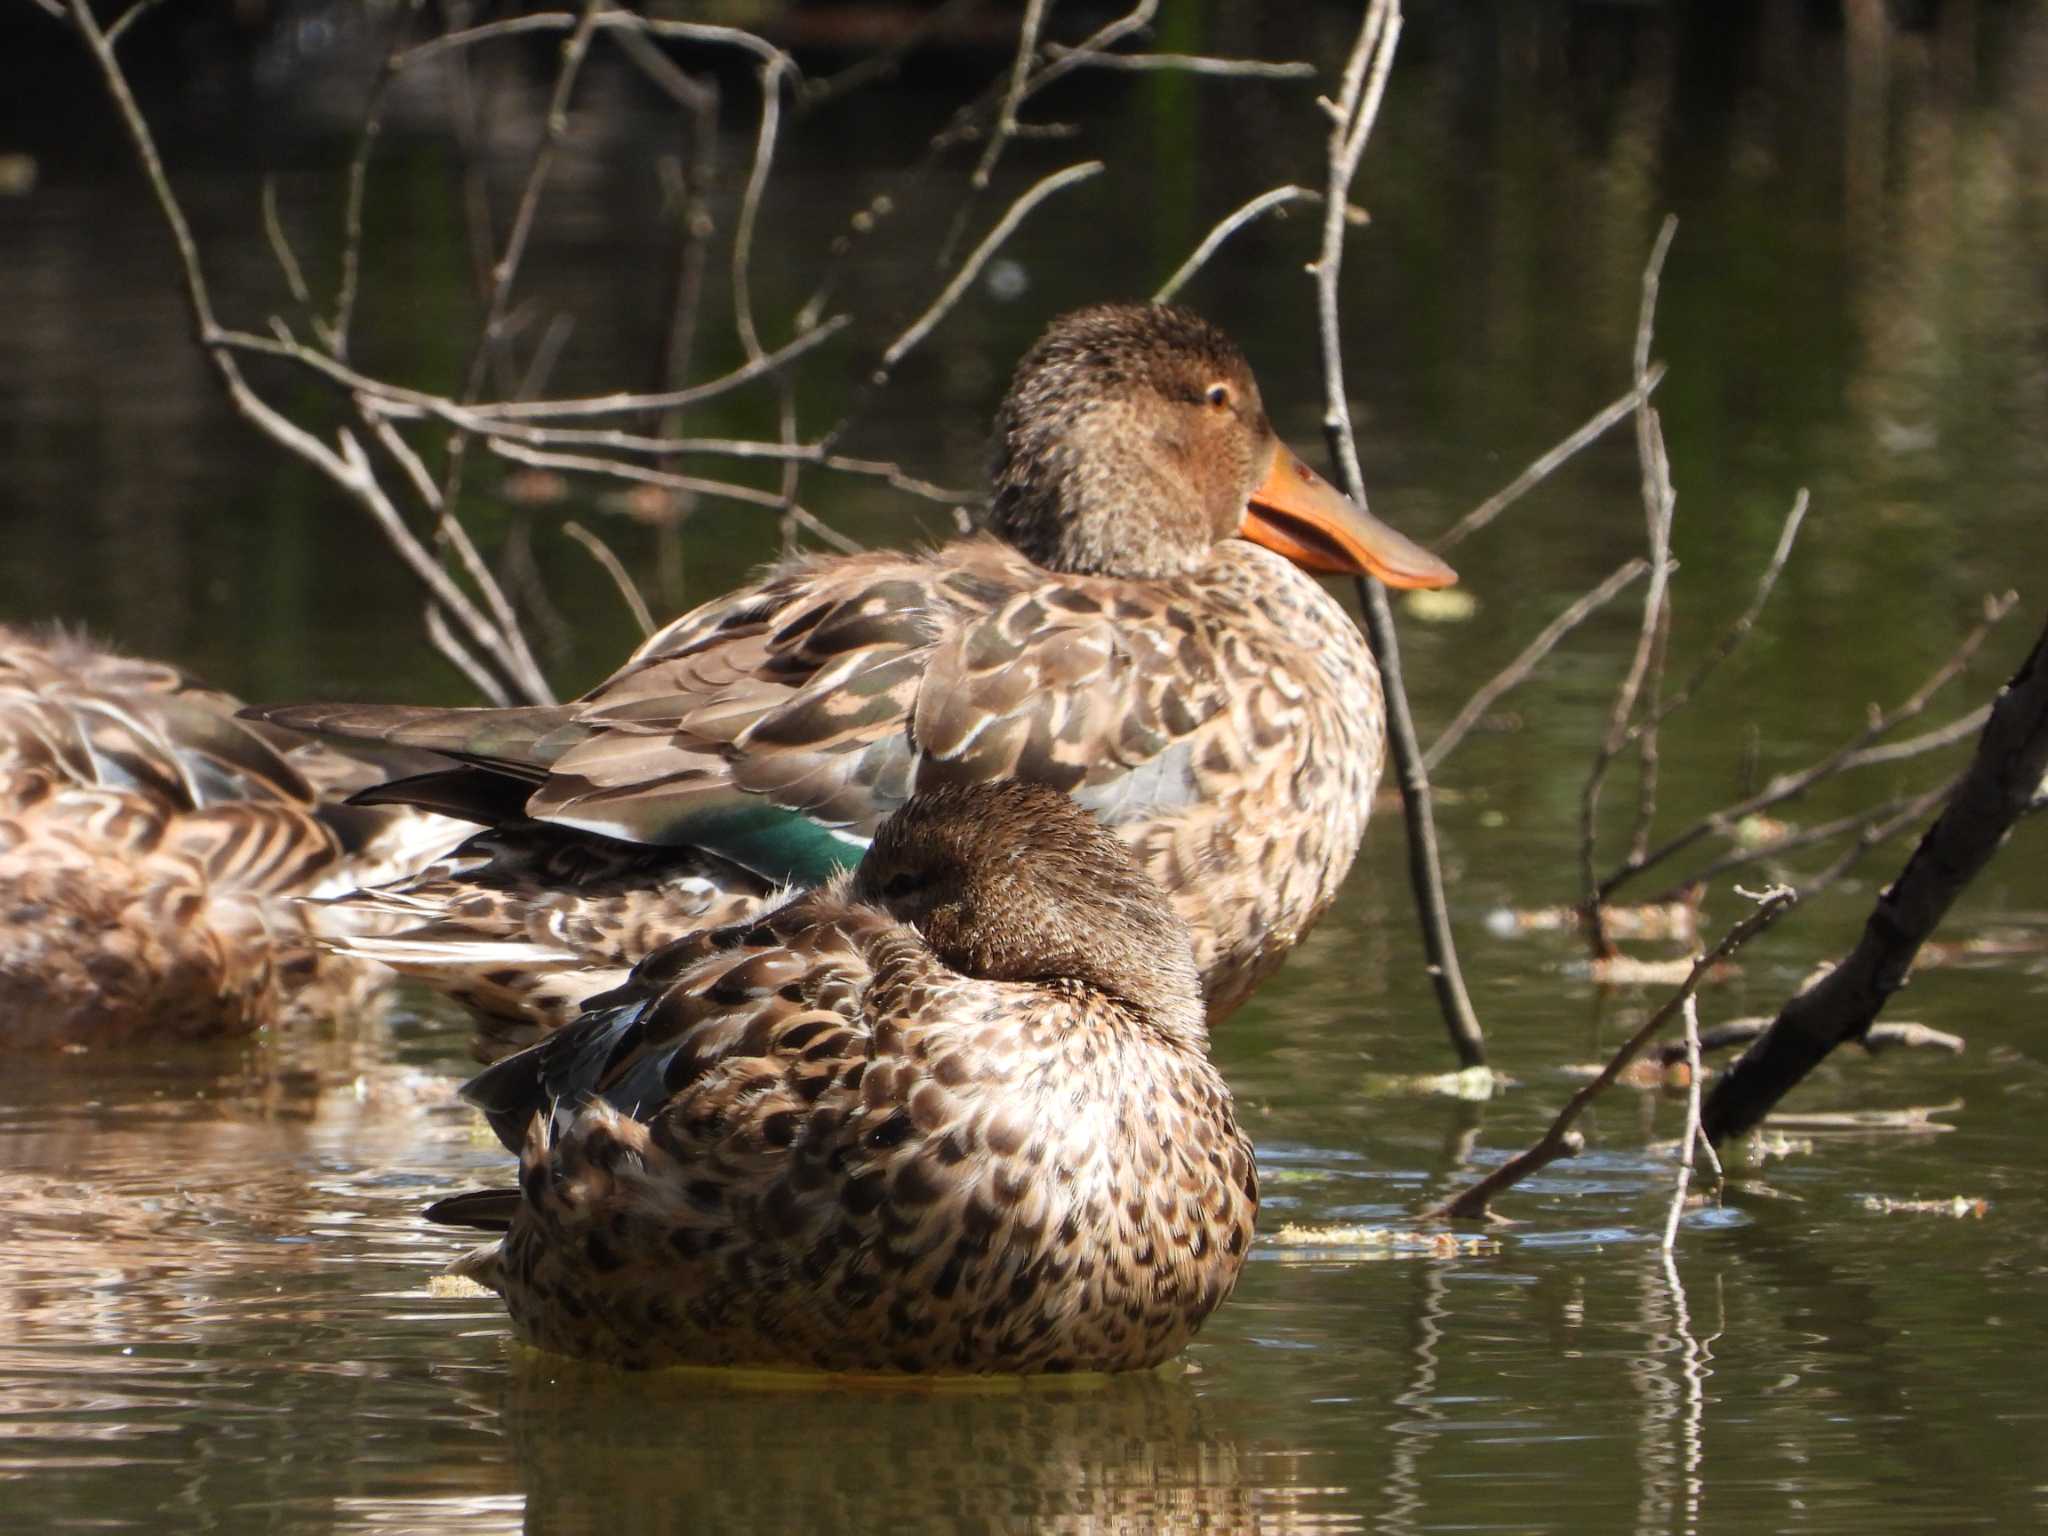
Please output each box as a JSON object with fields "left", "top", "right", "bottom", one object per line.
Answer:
{"left": 424, "top": 1187, "right": 521, "bottom": 1232}
{"left": 245, "top": 702, "right": 582, "bottom": 770}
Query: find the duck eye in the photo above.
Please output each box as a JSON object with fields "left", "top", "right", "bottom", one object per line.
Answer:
{"left": 881, "top": 870, "right": 924, "bottom": 901}
{"left": 1204, "top": 383, "right": 1232, "bottom": 409}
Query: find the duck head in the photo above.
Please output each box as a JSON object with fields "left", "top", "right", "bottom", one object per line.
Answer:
{"left": 988, "top": 303, "right": 1458, "bottom": 587}
{"left": 852, "top": 779, "right": 1207, "bottom": 1046}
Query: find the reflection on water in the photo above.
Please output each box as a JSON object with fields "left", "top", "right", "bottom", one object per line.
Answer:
{"left": 3, "top": 2, "right": 2048, "bottom": 1532}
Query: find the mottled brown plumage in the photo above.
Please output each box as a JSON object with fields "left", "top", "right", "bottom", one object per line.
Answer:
{"left": 428, "top": 781, "right": 1257, "bottom": 1374}
{"left": 259, "top": 304, "right": 1455, "bottom": 1042}
{"left": 0, "top": 627, "right": 456, "bottom": 1046}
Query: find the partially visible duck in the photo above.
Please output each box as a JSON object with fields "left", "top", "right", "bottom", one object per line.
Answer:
{"left": 0, "top": 627, "right": 457, "bottom": 1047}
{"left": 259, "top": 303, "right": 1455, "bottom": 1046}
{"left": 426, "top": 779, "right": 1257, "bottom": 1375}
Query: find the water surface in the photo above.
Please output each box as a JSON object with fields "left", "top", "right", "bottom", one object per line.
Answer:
{"left": 3, "top": 6, "right": 2047, "bottom": 1531}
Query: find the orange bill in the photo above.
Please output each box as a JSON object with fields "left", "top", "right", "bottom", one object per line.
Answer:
{"left": 1240, "top": 443, "right": 1458, "bottom": 589}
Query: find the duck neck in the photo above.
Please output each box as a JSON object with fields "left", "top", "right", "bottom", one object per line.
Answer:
{"left": 988, "top": 405, "right": 1218, "bottom": 580}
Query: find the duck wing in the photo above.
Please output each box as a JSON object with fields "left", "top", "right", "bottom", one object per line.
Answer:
{"left": 537, "top": 543, "right": 1232, "bottom": 855}
{"left": 445, "top": 894, "right": 894, "bottom": 1159}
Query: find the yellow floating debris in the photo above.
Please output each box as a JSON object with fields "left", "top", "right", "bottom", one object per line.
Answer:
{"left": 1854, "top": 1194, "right": 1988, "bottom": 1218}
{"left": 1268, "top": 1224, "right": 1495, "bottom": 1257}
{"left": 428, "top": 1273, "right": 497, "bottom": 1299}
{"left": 1403, "top": 587, "right": 1478, "bottom": 623}
{"left": 1361, "top": 1065, "right": 1505, "bottom": 1101}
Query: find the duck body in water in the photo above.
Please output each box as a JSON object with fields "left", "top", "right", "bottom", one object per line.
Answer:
{"left": 0, "top": 626, "right": 455, "bottom": 1046}
{"left": 428, "top": 780, "right": 1257, "bottom": 1375}
{"left": 259, "top": 304, "right": 1455, "bottom": 1047}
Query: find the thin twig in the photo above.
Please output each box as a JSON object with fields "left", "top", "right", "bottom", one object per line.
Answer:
{"left": 1579, "top": 218, "right": 1680, "bottom": 954}
{"left": 969, "top": 0, "right": 1052, "bottom": 191}
{"left": 330, "top": 7, "right": 414, "bottom": 359}
{"left": 1629, "top": 489, "right": 1812, "bottom": 747}
{"left": 486, "top": 441, "right": 863, "bottom": 554}
{"left": 217, "top": 315, "right": 850, "bottom": 425}
{"left": 1643, "top": 775, "right": 1957, "bottom": 906}
{"left": 1425, "top": 559, "right": 1648, "bottom": 772}
{"left": 1661, "top": 994, "right": 1708, "bottom": 1251}
{"left": 726, "top": 56, "right": 806, "bottom": 547}
{"left": 563, "top": 521, "right": 656, "bottom": 637}
{"left": 1836, "top": 706, "right": 1990, "bottom": 773}
{"left": 425, "top": 603, "right": 512, "bottom": 706}
{"left": 1436, "top": 366, "right": 1667, "bottom": 552}
{"left": 878, "top": 160, "right": 1106, "bottom": 375}
{"left": 1042, "top": 45, "right": 1316, "bottom": 78}
{"left": 1800, "top": 775, "right": 1961, "bottom": 898}
{"left": 61, "top": 0, "right": 545, "bottom": 708}
{"left": 458, "top": 0, "right": 602, "bottom": 408}
{"left": 1653, "top": 1015, "right": 1965, "bottom": 1066}
{"left": 1428, "top": 886, "right": 1797, "bottom": 1222}
{"left": 1310, "top": 1, "right": 1484, "bottom": 1070}
{"left": 104, "top": 0, "right": 169, "bottom": 47}
{"left": 1627, "top": 597, "right": 1673, "bottom": 866}
{"left": 1704, "top": 618, "right": 2048, "bottom": 1142}
{"left": 1600, "top": 590, "right": 2019, "bottom": 903}
{"left": 1152, "top": 185, "right": 1320, "bottom": 305}
{"left": 798, "top": 0, "right": 987, "bottom": 111}
{"left": 259, "top": 176, "right": 327, "bottom": 346}
{"left": 396, "top": 12, "right": 787, "bottom": 72}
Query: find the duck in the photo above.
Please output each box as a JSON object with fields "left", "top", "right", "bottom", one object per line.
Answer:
{"left": 425, "top": 778, "right": 1258, "bottom": 1374}
{"left": 0, "top": 626, "right": 458, "bottom": 1047}
{"left": 257, "top": 303, "right": 1455, "bottom": 1047}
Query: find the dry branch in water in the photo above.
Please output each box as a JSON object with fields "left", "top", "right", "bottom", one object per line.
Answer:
{"left": 1602, "top": 590, "right": 2018, "bottom": 909}
{"left": 1308, "top": 0, "right": 1486, "bottom": 1072}
{"left": 1426, "top": 885, "right": 1796, "bottom": 1224}
{"left": 1702, "top": 613, "right": 2048, "bottom": 1143}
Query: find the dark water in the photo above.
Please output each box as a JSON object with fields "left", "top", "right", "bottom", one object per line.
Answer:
{"left": 4, "top": 4, "right": 2048, "bottom": 1531}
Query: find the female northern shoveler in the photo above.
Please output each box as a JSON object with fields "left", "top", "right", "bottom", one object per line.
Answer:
{"left": 0, "top": 626, "right": 454, "bottom": 1046}
{"left": 261, "top": 303, "right": 1455, "bottom": 1045}
{"left": 427, "top": 779, "right": 1257, "bottom": 1374}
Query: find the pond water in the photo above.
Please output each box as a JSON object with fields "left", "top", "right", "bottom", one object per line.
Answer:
{"left": 3, "top": 5, "right": 2048, "bottom": 1532}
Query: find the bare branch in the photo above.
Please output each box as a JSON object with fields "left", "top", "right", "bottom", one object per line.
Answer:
{"left": 1601, "top": 590, "right": 2019, "bottom": 903}
{"left": 563, "top": 521, "right": 655, "bottom": 638}
{"left": 1705, "top": 617, "right": 2048, "bottom": 1142}
{"left": 970, "top": 0, "right": 1052, "bottom": 190}
{"left": 1152, "top": 185, "right": 1320, "bottom": 305}
{"left": 1646, "top": 776, "right": 1956, "bottom": 905}
{"left": 1654, "top": 1015, "right": 1965, "bottom": 1066}
{"left": 1835, "top": 706, "right": 1990, "bottom": 773}
{"left": 396, "top": 12, "right": 789, "bottom": 73}
{"left": 425, "top": 603, "right": 513, "bottom": 707}
{"left": 1635, "top": 488, "right": 1811, "bottom": 738}
{"left": 1428, "top": 886, "right": 1797, "bottom": 1223}
{"left": 259, "top": 176, "right": 324, "bottom": 340}
{"left": 330, "top": 9, "right": 415, "bottom": 359}
{"left": 1661, "top": 994, "right": 1708, "bottom": 1251}
{"left": 1425, "top": 559, "right": 1648, "bottom": 772}
{"left": 334, "top": 430, "right": 549, "bottom": 700}
{"left": 798, "top": 0, "right": 987, "bottom": 111}
{"left": 1579, "top": 218, "right": 1680, "bottom": 952}
{"left": 458, "top": 0, "right": 603, "bottom": 409}
{"left": 485, "top": 440, "right": 863, "bottom": 555}
{"left": 1306, "top": 2, "right": 1484, "bottom": 1070}
{"left": 879, "top": 160, "right": 1106, "bottom": 375}
{"left": 1800, "top": 775, "right": 1961, "bottom": 899}
{"left": 1436, "top": 365, "right": 1665, "bottom": 552}
{"left": 104, "top": 0, "right": 168, "bottom": 47}
{"left": 236, "top": 314, "right": 852, "bottom": 424}
{"left": 1043, "top": 45, "right": 1316, "bottom": 78}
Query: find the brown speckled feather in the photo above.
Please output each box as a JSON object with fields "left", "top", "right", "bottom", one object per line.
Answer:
{"left": 0, "top": 627, "right": 458, "bottom": 1046}
{"left": 430, "top": 782, "right": 1257, "bottom": 1375}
